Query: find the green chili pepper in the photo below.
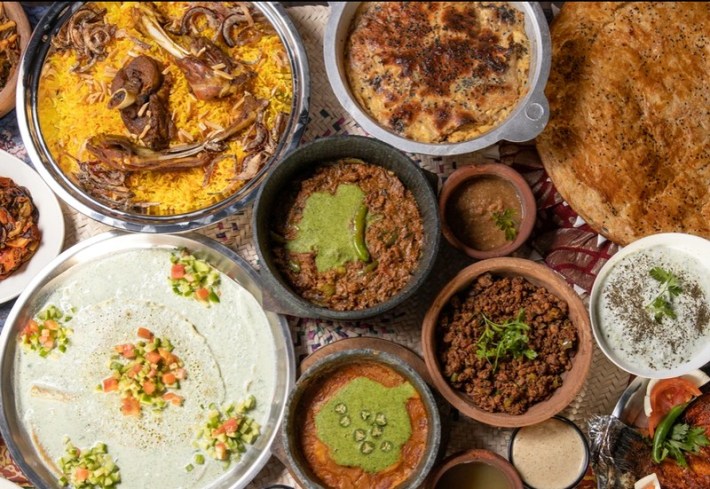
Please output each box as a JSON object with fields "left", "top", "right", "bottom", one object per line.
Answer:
{"left": 652, "top": 401, "right": 688, "bottom": 463}
{"left": 352, "top": 203, "right": 370, "bottom": 262}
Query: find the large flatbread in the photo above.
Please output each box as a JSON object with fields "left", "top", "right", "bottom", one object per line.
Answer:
{"left": 536, "top": 3, "right": 709, "bottom": 245}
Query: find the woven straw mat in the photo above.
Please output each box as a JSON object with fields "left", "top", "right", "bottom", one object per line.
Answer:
{"left": 57, "top": 6, "right": 629, "bottom": 489}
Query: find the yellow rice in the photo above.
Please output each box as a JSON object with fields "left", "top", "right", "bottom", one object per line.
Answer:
{"left": 38, "top": 2, "right": 293, "bottom": 215}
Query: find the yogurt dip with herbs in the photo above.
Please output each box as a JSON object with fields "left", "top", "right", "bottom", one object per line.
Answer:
{"left": 14, "top": 248, "right": 278, "bottom": 488}
{"left": 596, "top": 246, "right": 710, "bottom": 373}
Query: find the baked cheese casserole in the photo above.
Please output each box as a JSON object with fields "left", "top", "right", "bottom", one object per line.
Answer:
{"left": 345, "top": 2, "right": 530, "bottom": 144}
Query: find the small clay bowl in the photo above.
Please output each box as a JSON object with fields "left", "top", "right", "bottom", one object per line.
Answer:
{"left": 0, "top": 2, "right": 31, "bottom": 118}
{"left": 425, "top": 449, "right": 523, "bottom": 489}
{"left": 508, "top": 416, "right": 590, "bottom": 489}
{"left": 281, "top": 349, "right": 442, "bottom": 489}
{"left": 421, "top": 257, "right": 593, "bottom": 428}
{"left": 439, "top": 163, "right": 536, "bottom": 260}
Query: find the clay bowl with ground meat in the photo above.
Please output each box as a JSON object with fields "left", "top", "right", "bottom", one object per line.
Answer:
{"left": 421, "top": 257, "right": 592, "bottom": 428}
{"left": 253, "top": 135, "right": 440, "bottom": 321}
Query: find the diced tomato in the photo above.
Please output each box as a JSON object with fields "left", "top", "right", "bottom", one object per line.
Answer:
{"left": 115, "top": 344, "right": 136, "bottom": 359}
{"left": 195, "top": 287, "right": 210, "bottom": 301}
{"left": 102, "top": 377, "right": 119, "bottom": 392}
{"left": 147, "top": 368, "right": 158, "bottom": 379}
{"left": 146, "top": 351, "right": 162, "bottom": 365}
{"left": 120, "top": 395, "right": 141, "bottom": 416}
{"left": 214, "top": 442, "right": 228, "bottom": 461}
{"left": 44, "top": 319, "right": 59, "bottom": 331}
{"left": 23, "top": 320, "right": 40, "bottom": 336}
{"left": 173, "top": 368, "right": 186, "bottom": 380}
{"left": 137, "top": 327, "right": 154, "bottom": 340}
{"left": 143, "top": 380, "right": 156, "bottom": 395}
{"left": 648, "top": 378, "right": 702, "bottom": 436}
{"left": 41, "top": 336, "right": 55, "bottom": 349}
{"left": 184, "top": 273, "right": 195, "bottom": 283}
{"left": 158, "top": 348, "right": 177, "bottom": 366}
{"left": 221, "top": 417, "right": 239, "bottom": 434}
{"left": 170, "top": 263, "right": 186, "bottom": 280}
{"left": 74, "top": 467, "right": 89, "bottom": 482}
{"left": 162, "top": 392, "right": 184, "bottom": 406}
{"left": 40, "top": 328, "right": 51, "bottom": 338}
{"left": 162, "top": 372, "right": 176, "bottom": 385}
{"left": 127, "top": 363, "right": 143, "bottom": 379}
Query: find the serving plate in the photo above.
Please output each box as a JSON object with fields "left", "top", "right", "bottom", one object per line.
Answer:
{"left": 590, "top": 233, "right": 710, "bottom": 378}
{"left": 0, "top": 150, "right": 64, "bottom": 304}
{"left": 17, "top": 2, "right": 310, "bottom": 233}
{"left": 0, "top": 231, "right": 295, "bottom": 489}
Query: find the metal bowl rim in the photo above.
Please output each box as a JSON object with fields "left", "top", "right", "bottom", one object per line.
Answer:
{"left": 0, "top": 230, "right": 295, "bottom": 489}
{"left": 17, "top": 1, "right": 310, "bottom": 233}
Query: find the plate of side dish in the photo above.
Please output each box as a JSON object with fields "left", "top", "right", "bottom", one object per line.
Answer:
{"left": 0, "top": 150, "right": 64, "bottom": 303}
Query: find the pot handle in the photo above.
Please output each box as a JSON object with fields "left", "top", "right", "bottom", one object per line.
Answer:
{"left": 499, "top": 90, "right": 550, "bottom": 143}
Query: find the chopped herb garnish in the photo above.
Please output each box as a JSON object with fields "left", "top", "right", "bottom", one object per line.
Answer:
{"left": 169, "top": 248, "right": 221, "bottom": 306}
{"left": 475, "top": 308, "right": 537, "bottom": 372}
{"left": 19, "top": 305, "right": 73, "bottom": 357}
{"left": 57, "top": 439, "right": 120, "bottom": 488}
{"left": 101, "top": 328, "right": 187, "bottom": 416}
{"left": 658, "top": 423, "right": 709, "bottom": 467}
{"left": 491, "top": 208, "right": 518, "bottom": 241}
{"left": 192, "top": 396, "right": 260, "bottom": 468}
{"left": 646, "top": 266, "right": 682, "bottom": 322}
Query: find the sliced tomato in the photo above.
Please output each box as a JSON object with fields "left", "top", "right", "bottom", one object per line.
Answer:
{"left": 648, "top": 378, "right": 702, "bottom": 436}
{"left": 120, "top": 395, "right": 141, "bottom": 416}
{"left": 102, "top": 377, "right": 119, "bottom": 392}
{"left": 137, "top": 327, "right": 154, "bottom": 340}
{"left": 170, "top": 263, "right": 186, "bottom": 280}
{"left": 221, "top": 417, "right": 240, "bottom": 435}
{"left": 195, "top": 287, "right": 210, "bottom": 301}
{"left": 162, "top": 372, "right": 176, "bottom": 385}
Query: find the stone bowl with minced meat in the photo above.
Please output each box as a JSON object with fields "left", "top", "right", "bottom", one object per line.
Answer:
{"left": 252, "top": 135, "right": 440, "bottom": 321}
{"left": 421, "top": 257, "right": 593, "bottom": 428}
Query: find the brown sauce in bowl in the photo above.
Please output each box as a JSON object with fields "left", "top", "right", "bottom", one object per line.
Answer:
{"left": 298, "top": 362, "right": 429, "bottom": 489}
{"left": 445, "top": 175, "right": 521, "bottom": 251}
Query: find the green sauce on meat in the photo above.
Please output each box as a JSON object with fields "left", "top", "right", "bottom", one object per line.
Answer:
{"left": 314, "top": 377, "right": 416, "bottom": 473}
{"left": 286, "top": 184, "right": 365, "bottom": 272}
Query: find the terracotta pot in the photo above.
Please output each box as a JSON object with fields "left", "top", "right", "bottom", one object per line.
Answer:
{"left": 439, "top": 163, "right": 536, "bottom": 260}
{"left": 0, "top": 3, "right": 31, "bottom": 118}
{"left": 425, "top": 449, "right": 523, "bottom": 489}
{"left": 421, "top": 257, "right": 593, "bottom": 428}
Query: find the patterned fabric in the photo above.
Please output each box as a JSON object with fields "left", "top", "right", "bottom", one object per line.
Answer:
{"left": 0, "top": 4, "right": 630, "bottom": 489}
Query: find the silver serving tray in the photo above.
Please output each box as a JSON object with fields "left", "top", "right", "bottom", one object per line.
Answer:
{"left": 0, "top": 231, "right": 295, "bottom": 489}
{"left": 17, "top": 2, "right": 310, "bottom": 233}
{"left": 324, "top": 2, "right": 551, "bottom": 156}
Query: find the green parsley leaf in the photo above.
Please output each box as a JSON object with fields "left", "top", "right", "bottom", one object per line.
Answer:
{"left": 491, "top": 208, "right": 518, "bottom": 241}
{"left": 476, "top": 309, "right": 537, "bottom": 372}
{"left": 661, "top": 423, "right": 710, "bottom": 468}
{"left": 646, "top": 266, "right": 682, "bottom": 322}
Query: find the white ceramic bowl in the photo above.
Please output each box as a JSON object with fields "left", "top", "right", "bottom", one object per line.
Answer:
{"left": 590, "top": 233, "right": 710, "bottom": 378}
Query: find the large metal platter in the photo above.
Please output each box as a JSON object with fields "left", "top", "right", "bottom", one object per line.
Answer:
{"left": 17, "top": 2, "right": 310, "bottom": 233}
{"left": 0, "top": 231, "right": 295, "bottom": 489}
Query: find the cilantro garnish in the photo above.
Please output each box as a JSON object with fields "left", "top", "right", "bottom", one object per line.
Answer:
{"left": 491, "top": 208, "right": 518, "bottom": 241}
{"left": 660, "top": 423, "right": 709, "bottom": 467}
{"left": 475, "top": 308, "right": 537, "bottom": 372}
{"left": 646, "top": 267, "right": 682, "bottom": 322}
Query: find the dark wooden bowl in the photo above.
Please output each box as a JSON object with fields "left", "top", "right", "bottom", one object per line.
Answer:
{"left": 0, "top": 3, "right": 31, "bottom": 118}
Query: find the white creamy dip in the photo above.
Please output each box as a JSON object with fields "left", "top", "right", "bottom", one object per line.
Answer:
{"left": 511, "top": 417, "right": 587, "bottom": 489}
{"left": 14, "top": 248, "right": 277, "bottom": 488}
{"left": 596, "top": 246, "right": 710, "bottom": 373}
